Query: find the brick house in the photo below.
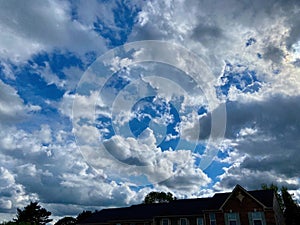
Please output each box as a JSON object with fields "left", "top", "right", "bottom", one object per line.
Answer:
{"left": 78, "top": 185, "right": 285, "bottom": 225}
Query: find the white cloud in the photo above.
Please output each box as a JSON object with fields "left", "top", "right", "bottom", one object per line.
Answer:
{"left": 159, "top": 152, "right": 211, "bottom": 193}
{"left": 0, "top": 123, "right": 143, "bottom": 216}
{"left": 0, "top": 167, "right": 15, "bottom": 187}
{"left": 0, "top": 80, "right": 26, "bottom": 122}
{"left": 179, "top": 111, "right": 201, "bottom": 142}
{"left": 61, "top": 90, "right": 109, "bottom": 124}
{"left": 1, "top": 0, "right": 300, "bottom": 220}
{"left": 237, "top": 127, "right": 258, "bottom": 137}
{"left": 0, "top": 80, "right": 41, "bottom": 124}
{"left": 0, "top": 0, "right": 106, "bottom": 62}
{"left": 72, "top": 116, "right": 211, "bottom": 190}
{"left": 130, "top": 0, "right": 300, "bottom": 99}
{"left": 35, "top": 125, "right": 52, "bottom": 145}
{"left": 0, "top": 167, "right": 38, "bottom": 212}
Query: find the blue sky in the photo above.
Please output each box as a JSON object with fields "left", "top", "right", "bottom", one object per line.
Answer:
{"left": 0, "top": 0, "right": 300, "bottom": 223}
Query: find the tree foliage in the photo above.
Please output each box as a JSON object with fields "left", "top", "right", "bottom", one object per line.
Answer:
{"left": 143, "top": 191, "right": 176, "bottom": 204}
{"left": 54, "top": 216, "right": 77, "bottom": 225}
{"left": 0, "top": 207, "right": 95, "bottom": 225}
{"left": 261, "top": 183, "right": 284, "bottom": 210}
{"left": 262, "top": 184, "right": 300, "bottom": 225}
{"left": 76, "top": 210, "right": 93, "bottom": 223}
{"left": 13, "top": 201, "right": 52, "bottom": 225}
{"left": 281, "top": 187, "right": 300, "bottom": 225}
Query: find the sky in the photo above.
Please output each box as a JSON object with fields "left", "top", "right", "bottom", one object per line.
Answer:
{"left": 0, "top": 0, "right": 300, "bottom": 223}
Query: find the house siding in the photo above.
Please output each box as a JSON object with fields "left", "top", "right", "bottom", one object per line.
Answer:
{"left": 221, "top": 189, "right": 278, "bottom": 225}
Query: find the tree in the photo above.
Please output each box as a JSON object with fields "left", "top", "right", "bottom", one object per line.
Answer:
{"left": 262, "top": 184, "right": 300, "bottom": 225}
{"left": 14, "top": 202, "right": 52, "bottom": 225}
{"left": 54, "top": 217, "right": 77, "bottom": 225}
{"left": 76, "top": 210, "right": 93, "bottom": 223}
{"left": 262, "top": 183, "right": 284, "bottom": 210}
{"left": 143, "top": 191, "right": 176, "bottom": 204}
{"left": 281, "top": 187, "right": 300, "bottom": 225}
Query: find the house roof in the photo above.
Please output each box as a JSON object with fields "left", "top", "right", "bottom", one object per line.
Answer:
{"left": 248, "top": 189, "right": 274, "bottom": 208}
{"left": 78, "top": 186, "right": 274, "bottom": 224}
{"left": 219, "top": 184, "right": 274, "bottom": 209}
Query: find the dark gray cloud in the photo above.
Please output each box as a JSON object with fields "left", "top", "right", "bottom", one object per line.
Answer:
{"left": 191, "top": 23, "right": 223, "bottom": 45}
{"left": 215, "top": 166, "right": 299, "bottom": 191}
{"left": 199, "top": 94, "right": 300, "bottom": 188}
{"left": 286, "top": 21, "right": 300, "bottom": 50}
{"left": 208, "top": 94, "right": 300, "bottom": 191}
{"left": 225, "top": 95, "right": 300, "bottom": 139}
{"left": 284, "top": 1, "right": 300, "bottom": 51}
{"left": 263, "top": 46, "right": 285, "bottom": 64}
{"left": 242, "top": 154, "right": 300, "bottom": 178}
{"left": 129, "top": 23, "right": 170, "bottom": 41}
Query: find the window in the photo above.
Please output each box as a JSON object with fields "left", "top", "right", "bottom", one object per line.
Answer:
{"left": 180, "top": 218, "right": 188, "bottom": 225}
{"left": 248, "top": 212, "right": 266, "bottom": 225}
{"left": 209, "top": 213, "right": 216, "bottom": 225}
{"left": 162, "top": 218, "right": 169, "bottom": 225}
{"left": 196, "top": 218, "right": 204, "bottom": 225}
{"left": 253, "top": 221, "right": 262, "bottom": 225}
{"left": 225, "top": 213, "right": 240, "bottom": 225}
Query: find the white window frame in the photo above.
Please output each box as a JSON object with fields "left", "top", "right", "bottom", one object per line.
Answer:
{"left": 248, "top": 212, "right": 266, "bottom": 225}
{"left": 253, "top": 220, "right": 263, "bottom": 225}
{"left": 196, "top": 217, "right": 204, "bottom": 225}
{"left": 225, "top": 212, "right": 240, "bottom": 225}
{"left": 180, "top": 218, "right": 188, "bottom": 225}
{"left": 229, "top": 215, "right": 237, "bottom": 225}
{"left": 161, "top": 218, "right": 170, "bottom": 225}
{"left": 209, "top": 213, "right": 216, "bottom": 225}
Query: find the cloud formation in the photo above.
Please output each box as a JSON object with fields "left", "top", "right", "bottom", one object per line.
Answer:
{"left": 0, "top": 0, "right": 299, "bottom": 223}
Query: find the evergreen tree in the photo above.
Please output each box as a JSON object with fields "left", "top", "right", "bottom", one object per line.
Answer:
{"left": 14, "top": 202, "right": 52, "bottom": 225}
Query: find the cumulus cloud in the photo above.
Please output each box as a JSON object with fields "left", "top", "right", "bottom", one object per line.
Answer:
{"left": 130, "top": 0, "right": 300, "bottom": 93}
{"left": 0, "top": 123, "right": 142, "bottom": 217}
{"left": 0, "top": 0, "right": 107, "bottom": 63}
{"left": 0, "top": 80, "right": 41, "bottom": 124}
{"left": 0, "top": 166, "right": 38, "bottom": 213}
{"left": 70, "top": 0, "right": 300, "bottom": 201}
{"left": 1, "top": 0, "right": 300, "bottom": 221}
{"left": 160, "top": 161, "right": 211, "bottom": 193}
